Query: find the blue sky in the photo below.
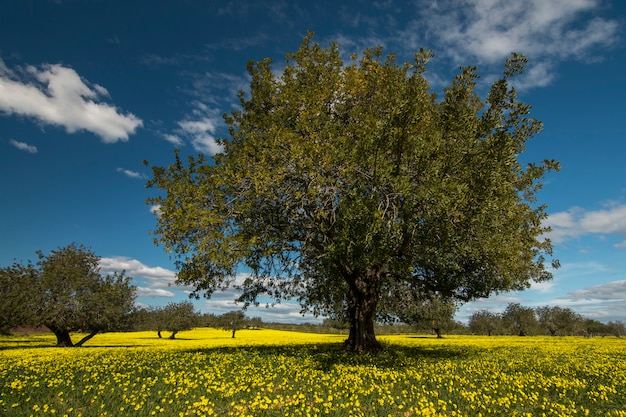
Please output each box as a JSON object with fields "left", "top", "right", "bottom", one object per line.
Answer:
{"left": 1, "top": 0, "right": 625, "bottom": 324}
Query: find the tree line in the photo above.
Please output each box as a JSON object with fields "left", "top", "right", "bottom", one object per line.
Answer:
{"left": 468, "top": 303, "right": 625, "bottom": 337}
{"left": 3, "top": 244, "right": 622, "bottom": 347}
{"left": 131, "top": 304, "right": 262, "bottom": 339}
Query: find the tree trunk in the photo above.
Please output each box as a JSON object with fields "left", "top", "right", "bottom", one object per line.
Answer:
{"left": 47, "top": 325, "right": 74, "bottom": 347}
{"left": 75, "top": 330, "right": 100, "bottom": 347}
{"left": 157, "top": 330, "right": 162, "bottom": 338}
{"left": 434, "top": 327, "right": 443, "bottom": 338}
{"left": 169, "top": 330, "right": 178, "bottom": 339}
{"left": 231, "top": 329, "right": 236, "bottom": 338}
{"left": 343, "top": 268, "right": 383, "bottom": 353}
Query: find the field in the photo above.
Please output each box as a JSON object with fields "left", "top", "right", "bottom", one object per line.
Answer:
{"left": 1, "top": 329, "right": 625, "bottom": 417}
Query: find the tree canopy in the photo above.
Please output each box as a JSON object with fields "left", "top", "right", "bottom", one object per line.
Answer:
{"left": 0, "top": 243, "right": 136, "bottom": 346}
{"left": 145, "top": 33, "right": 559, "bottom": 352}
{"left": 161, "top": 301, "right": 200, "bottom": 339}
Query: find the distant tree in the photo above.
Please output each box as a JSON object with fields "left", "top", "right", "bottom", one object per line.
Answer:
{"left": 1, "top": 243, "right": 136, "bottom": 346}
{"left": 322, "top": 318, "right": 349, "bottom": 333}
{"left": 218, "top": 311, "right": 248, "bottom": 338}
{"left": 606, "top": 321, "right": 626, "bottom": 337}
{"left": 145, "top": 33, "right": 559, "bottom": 352}
{"left": 582, "top": 318, "right": 609, "bottom": 337}
{"left": 128, "top": 307, "right": 153, "bottom": 332}
{"left": 145, "top": 306, "right": 168, "bottom": 338}
{"left": 468, "top": 310, "right": 502, "bottom": 336}
{"left": 502, "top": 303, "right": 538, "bottom": 336}
{"left": 0, "top": 262, "right": 38, "bottom": 334}
{"left": 247, "top": 316, "right": 264, "bottom": 329}
{"left": 201, "top": 313, "right": 220, "bottom": 328}
{"left": 385, "top": 290, "right": 456, "bottom": 338}
{"left": 535, "top": 305, "right": 583, "bottom": 336}
{"left": 161, "top": 301, "right": 200, "bottom": 339}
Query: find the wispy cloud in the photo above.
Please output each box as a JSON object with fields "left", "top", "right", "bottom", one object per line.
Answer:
{"left": 545, "top": 203, "right": 626, "bottom": 248}
{"left": 402, "top": 0, "right": 620, "bottom": 89}
{"left": 136, "top": 287, "right": 176, "bottom": 298}
{"left": 9, "top": 139, "right": 37, "bottom": 153}
{"left": 116, "top": 167, "right": 147, "bottom": 179}
{"left": 160, "top": 133, "right": 184, "bottom": 147}
{"left": 168, "top": 101, "right": 226, "bottom": 155}
{"left": 165, "top": 69, "right": 251, "bottom": 154}
{"left": 205, "top": 34, "right": 271, "bottom": 52}
{"left": 554, "top": 280, "right": 626, "bottom": 321}
{"left": 0, "top": 59, "right": 142, "bottom": 142}
{"left": 562, "top": 279, "right": 626, "bottom": 302}
{"left": 419, "top": 0, "right": 619, "bottom": 62}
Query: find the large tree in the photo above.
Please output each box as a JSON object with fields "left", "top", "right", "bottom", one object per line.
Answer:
{"left": 145, "top": 33, "right": 559, "bottom": 352}
{"left": 1, "top": 243, "right": 136, "bottom": 346}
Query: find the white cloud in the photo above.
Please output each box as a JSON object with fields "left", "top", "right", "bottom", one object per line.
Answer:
{"left": 0, "top": 60, "right": 142, "bottom": 142}
{"left": 424, "top": 0, "right": 618, "bottom": 62}
{"left": 166, "top": 71, "right": 250, "bottom": 154}
{"left": 149, "top": 204, "right": 162, "bottom": 216}
{"left": 511, "top": 61, "right": 555, "bottom": 90}
{"left": 9, "top": 139, "right": 37, "bottom": 153}
{"left": 116, "top": 167, "right": 146, "bottom": 179}
{"left": 99, "top": 256, "right": 176, "bottom": 287}
{"left": 545, "top": 204, "right": 626, "bottom": 247}
{"left": 173, "top": 102, "right": 224, "bottom": 155}
{"left": 161, "top": 133, "right": 184, "bottom": 146}
{"left": 554, "top": 280, "right": 626, "bottom": 322}
{"left": 136, "top": 287, "right": 176, "bottom": 298}
{"left": 563, "top": 280, "right": 626, "bottom": 301}
{"left": 413, "top": 0, "right": 619, "bottom": 88}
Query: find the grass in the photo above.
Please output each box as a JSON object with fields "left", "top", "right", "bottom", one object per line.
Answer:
{"left": 1, "top": 328, "right": 625, "bottom": 416}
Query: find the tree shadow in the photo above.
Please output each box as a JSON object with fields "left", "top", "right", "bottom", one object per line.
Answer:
{"left": 183, "top": 339, "right": 472, "bottom": 372}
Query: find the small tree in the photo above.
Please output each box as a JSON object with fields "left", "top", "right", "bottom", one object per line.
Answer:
{"left": 606, "top": 321, "right": 625, "bottom": 337}
{"left": 247, "top": 316, "right": 264, "bottom": 329}
{"left": 0, "top": 263, "right": 38, "bottom": 334}
{"left": 582, "top": 319, "right": 609, "bottom": 337}
{"left": 163, "top": 301, "right": 200, "bottom": 339}
{"left": 1, "top": 243, "right": 136, "bottom": 346}
{"left": 384, "top": 290, "right": 456, "bottom": 338}
{"left": 468, "top": 310, "right": 502, "bottom": 336}
{"left": 218, "top": 311, "right": 247, "bottom": 338}
{"left": 502, "top": 303, "right": 538, "bottom": 336}
{"left": 535, "top": 305, "right": 583, "bottom": 336}
{"left": 146, "top": 306, "right": 168, "bottom": 338}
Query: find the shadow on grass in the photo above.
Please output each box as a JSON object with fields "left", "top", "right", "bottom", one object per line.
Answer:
{"left": 1, "top": 335, "right": 474, "bottom": 368}
{"left": 182, "top": 340, "right": 473, "bottom": 372}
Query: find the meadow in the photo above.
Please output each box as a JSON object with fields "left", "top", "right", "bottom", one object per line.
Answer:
{"left": 1, "top": 329, "right": 624, "bottom": 417}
